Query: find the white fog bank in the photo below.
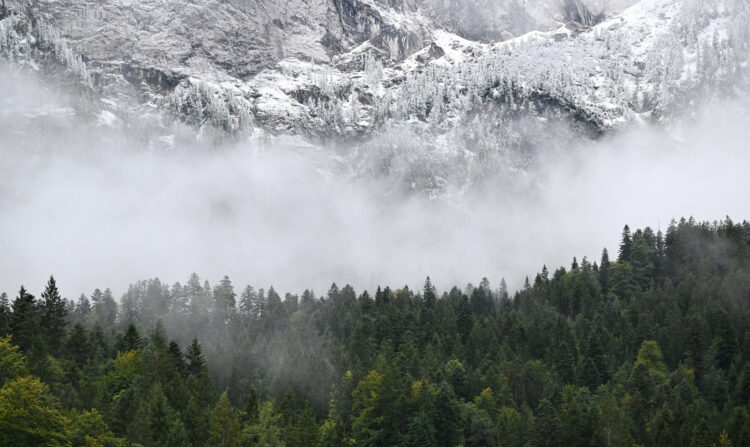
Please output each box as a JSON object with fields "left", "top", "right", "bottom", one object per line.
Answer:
{"left": 1, "top": 66, "right": 749, "bottom": 298}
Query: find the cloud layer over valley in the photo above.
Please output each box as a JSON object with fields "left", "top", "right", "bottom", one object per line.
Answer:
{"left": 1, "top": 65, "right": 749, "bottom": 298}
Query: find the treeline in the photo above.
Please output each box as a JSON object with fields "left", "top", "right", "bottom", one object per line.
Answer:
{"left": 1, "top": 217, "right": 750, "bottom": 446}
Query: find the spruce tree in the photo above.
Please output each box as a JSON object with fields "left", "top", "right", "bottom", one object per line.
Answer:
{"left": 532, "top": 398, "right": 561, "bottom": 447}
{"left": 208, "top": 391, "right": 241, "bottom": 447}
{"left": 186, "top": 338, "right": 207, "bottom": 377}
{"left": 618, "top": 225, "right": 632, "bottom": 263}
{"left": 168, "top": 340, "right": 186, "bottom": 377}
{"left": 10, "top": 286, "right": 40, "bottom": 352}
{"left": 101, "top": 288, "right": 118, "bottom": 326}
{"left": 120, "top": 323, "right": 142, "bottom": 352}
{"left": 40, "top": 276, "right": 67, "bottom": 355}
{"left": 456, "top": 295, "right": 473, "bottom": 344}
{"left": 0, "top": 292, "right": 9, "bottom": 336}
{"left": 66, "top": 323, "right": 90, "bottom": 365}
{"left": 423, "top": 277, "right": 436, "bottom": 309}
{"left": 599, "top": 248, "right": 610, "bottom": 294}
{"left": 74, "top": 294, "right": 92, "bottom": 324}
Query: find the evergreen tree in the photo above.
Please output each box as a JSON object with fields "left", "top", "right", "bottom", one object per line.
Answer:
{"left": 599, "top": 248, "right": 610, "bottom": 293}
{"left": 66, "top": 323, "right": 90, "bottom": 365}
{"left": 186, "top": 338, "right": 207, "bottom": 377}
{"left": 73, "top": 294, "right": 92, "bottom": 325}
{"left": 423, "top": 277, "right": 436, "bottom": 309}
{"left": 286, "top": 405, "right": 320, "bottom": 447}
{"left": 243, "top": 401, "right": 283, "bottom": 447}
{"left": 239, "top": 285, "right": 257, "bottom": 318}
{"left": 119, "top": 323, "right": 142, "bottom": 352}
{"left": 40, "top": 276, "right": 67, "bottom": 355}
{"left": 532, "top": 398, "right": 560, "bottom": 447}
{"left": 149, "top": 385, "right": 174, "bottom": 445}
{"left": 404, "top": 410, "right": 436, "bottom": 447}
{"left": 456, "top": 295, "right": 473, "bottom": 343}
{"left": 433, "top": 381, "right": 461, "bottom": 447}
{"left": 618, "top": 225, "right": 632, "bottom": 263}
{"left": 213, "top": 276, "right": 237, "bottom": 323}
{"left": 168, "top": 340, "right": 186, "bottom": 377}
{"left": 10, "top": 286, "right": 39, "bottom": 352}
{"left": 101, "top": 288, "right": 118, "bottom": 326}
{"left": 0, "top": 292, "right": 10, "bottom": 336}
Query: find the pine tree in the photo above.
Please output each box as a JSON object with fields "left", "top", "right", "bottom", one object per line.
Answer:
{"left": 90, "top": 288, "right": 104, "bottom": 324}
{"left": 533, "top": 398, "right": 560, "bottom": 447}
{"left": 405, "top": 410, "right": 436, "bottom": 447}
{"left": 168, "top": 340, "right": 186, "bottom": 377}
{"left": 287, "top": 405, "right": 320, "bottom": 447}
{"left": 618, "top": 225, "right": 632, "bottom": 263}
{"left": 66, "top": 323, "right": 90, "bottom": 365}
{"left": 434, "top": 381, "right": 461, "bottom": 447}
{"left": 498, "top": 278, "right": 509, "bottom": 301}
{"left": 40, "top": 276, "right": 67, "bottom": 355}
{"left": 423, "top": 277, "right": 437, "bottom": 309}
{"left": 244, "top": 401, "right": 283, "bottom": 447}
{"left": 73, "top": 294, "right": 92, "bottom": 324}
{"left": 149, "top": 385, "right": 173, "bottom": 445}
{"left": 10, "top": 286, "right": 40, "bottom": 352}
{"left": 213, "top": 276, "right": 236, "bottom": 323}
{"left": 89, "top": 324, "right": 109, "bottom": 361}
{"left": 456, "top": 295, "right": 473, "bottom": 343}
{"left": 186, "top": 338, "right": 207, "bottom": 377}
{"left": 101, "top": 288, "right": 118, "bottom": 326}
{"left": 120, "top": 323, "right": 142, "bottom": 352}
{"left": 0, "top": 293, "right": 10, "bottom": 336}
{"left": 599, "top": 248, "right": 610, "bottom": 294}
{"left": 208, "top": 391, "right": 241, "bottom": 447}
{"left": 239, "top": 285, "right": 257, "bottom": 318}
{"left": 581, "top": 330, "right": 607, "bottom": 389}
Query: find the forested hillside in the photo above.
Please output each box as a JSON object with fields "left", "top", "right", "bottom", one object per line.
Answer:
{"left": 1, "top": 217, "right": 750, "bottom": 446}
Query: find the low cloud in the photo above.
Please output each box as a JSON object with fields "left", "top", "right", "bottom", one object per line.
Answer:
{"left": 1, "top": 64, "right": 749, "bottom": 298}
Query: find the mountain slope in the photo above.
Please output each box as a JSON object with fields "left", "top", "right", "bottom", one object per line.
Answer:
{"left": 1, "top": 0, "right": 749, "bottom": 194}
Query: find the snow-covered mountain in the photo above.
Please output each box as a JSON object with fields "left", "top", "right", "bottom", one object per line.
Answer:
{"left": 1, "top": 0, "right": 749, "bottom": 194}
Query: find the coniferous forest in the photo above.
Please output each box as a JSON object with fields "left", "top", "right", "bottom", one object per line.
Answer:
{"left": 1, "top": 218, "right": 750, "bottom": 446}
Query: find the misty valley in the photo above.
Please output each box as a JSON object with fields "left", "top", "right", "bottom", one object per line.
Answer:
{"left": 2, "top": 0, "right": 750, "bottom": 445}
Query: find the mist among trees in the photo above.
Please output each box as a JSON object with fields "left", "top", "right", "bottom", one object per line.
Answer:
{"left": 1, "top": 218, "right": 750, "bottom": 446}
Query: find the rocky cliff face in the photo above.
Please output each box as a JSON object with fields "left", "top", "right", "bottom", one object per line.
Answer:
{"left": 1, "top": 0, "right": 749, "bottom": 194}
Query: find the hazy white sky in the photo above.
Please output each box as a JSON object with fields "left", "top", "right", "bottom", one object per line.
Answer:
{"left": 1, "top": 65, "right": 749, "bottom": 299}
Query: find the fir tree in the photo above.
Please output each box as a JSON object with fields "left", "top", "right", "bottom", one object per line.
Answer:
{"left": 456, "top": 295, "right": 473, "bottom": 343}
{"left": 10, "top": 286, "right": 39, "bottom": 352}
{"left": 119, "top": 323, "right": 142, "bottom": 352}
{"left": 208, "top": 391, "right": 241, "bottom": 447}
{"left": 168, "top": 340, "right": 186, "bottom": 377}
{"left": 66, "top": 323, "right": 90, "bottom": 365}
{"left": 618, "top": 225, "right": 632, "bottom": 263}
{"left": 0, "top": 292, "right": 9, "bottom": 336}
{"left": 40, "top": 276, "right": 67, "bottom": 355}
{"left": 533, "top": 398, "right": 560, "bottom": 447}
{"left": 186, "top": 338, "right": 207, "bottom": 377}
{"left": 423, "top": 276, "right": 436, "bottom": 309}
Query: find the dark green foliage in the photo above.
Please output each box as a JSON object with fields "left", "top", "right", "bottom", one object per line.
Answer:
{"left": 1, "top": 218, "right": 750, "bottom": 446}
{"left": 10, "top": 286, "right": 39, "bottom": 352}
{"left": 0, "top": 293, "right": 10, "bottom": 337}
{"left": 40, "top": 276, "right": 67, "bottom": 355}
{"left": 66, "top": 323, "right": 90, "bottom": 365}
{"left": 532, "top": 398, "right": 560, "bottom": 447}
{"left": 618, "top": 225, "right": 632, "bottom": 263}
{"left": 119, "top": 323, "right": 142, "bottom": 352}
{"left": 186, "top": 337, "right": 207, "bottom": 376}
